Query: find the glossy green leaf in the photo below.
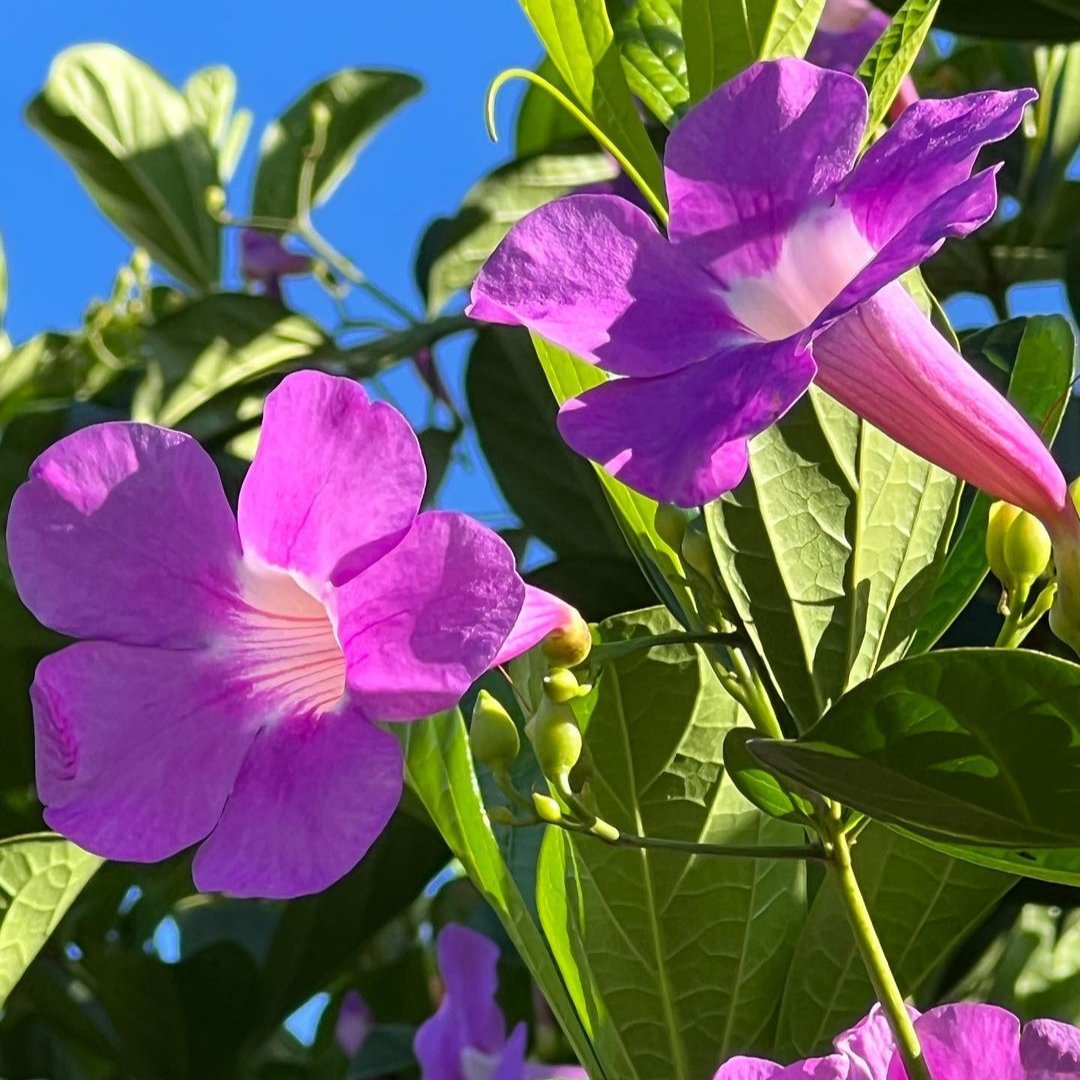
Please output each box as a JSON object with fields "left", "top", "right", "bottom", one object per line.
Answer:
{"left": 859, "top": 0, "right": 940, "bottom": 141}
{"left": 723, "top": 728, "right": 815, "bottom": 825}
{"left": 537, "top": 608, "right": 807, "bottom": 1079}
{"left": 0, "top": 834, "right": 103, "bottom": 1008}
{"left": 252, "top": 69, "right": 422, "bottom": 221}
{"left": 402, "top": 710, "right": 603, "bottom": 1078}
{"left": 183, "top": 65, "right": 251, "bottom": 183}
{"left": 609, "top": 0, "right": 689, "bottom": 125}
{"left": 705, "top": 389, "right": 957, "bottom": 728}
{"left": 516, "top": 0, "right": 665, "bottom": 199}
{"left": 749, "top": 649, "right": 1080, "bottom": 849}
{"left": 878, "top": 0, "right": 1080, "bottom": 40}
{"left": 774, "top": 825, "right": 1011, "bottom": 1058}
{"left": 27, "top": 44, "right": 221, "bottom": 290}
{"left": 911, "top": 316, "right": 1075, "bottom": 652}
{"left": 418, "top": 149, "right": 615, "bottom": 316}
{"left": 683, "top": 0, "right": 825, "bottom": 102}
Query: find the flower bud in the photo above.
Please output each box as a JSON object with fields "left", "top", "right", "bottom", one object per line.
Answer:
{"left": 1071, "top": 477, "right": 1080, "bottom": 516}
{"left": 542, "top": 668, "right": 590, "bottom": 703}
{"left": 654, "top": 504, "right": 688, "bottom": 550}
{"left": 204, "top": 185, "right": 227, "bottom": 215}
{"left": 986, "top": 501, "right": 1022, "bottom": 585}
{"left": 527, "top": 698, "right": 583, "bottom": 790}
{"left": 541, "top": 608, "right": 592, "bottom": 667}
{"left": 1003, "top": 511, "right": 1052, "bottom": 592}
{"left": 681, "top": 527, "right": 716, "bottom": 581}
{"left": 488, "top": 805, "right": 517, "bottom": 827}
{"left": 310, "top": 99, "right": 332, "bottom": 133}
{"left": 469, "top": 690, "right": 520, "bottom": 771}
{"left": 532, "top": 791, "right": 563, "bottom": 824}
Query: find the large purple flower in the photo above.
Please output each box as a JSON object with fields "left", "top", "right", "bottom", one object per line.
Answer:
{"left": 6, "top": 370, "right": 575, "bottom": 899}
{"left": 715, "top": 1003, "right": 1080, "bottom": 1079}
{"left": 414, "top": 925, "right": 586, "bottom": 1080}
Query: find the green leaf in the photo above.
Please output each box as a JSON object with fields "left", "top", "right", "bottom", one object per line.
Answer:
{"left": 183, "top": 65, "right": 251, "bottom": 183}
{"left": 516, "top": 0, "right": 665, "bottom": 199}
{"left": 537, "top": 608, "right": 807, "bottom": 1079}
{"left": 27, "top": 44, "right": 220, "bottom": 290}
{"left": 419, "top": 148, "right": 616, "bottom": 316}
{"left": 859, "top": 0, "right": 940, "bottom": 141}
{"left": 878, "top": 0, "right": 1080, "bottom": 40}
{"left": 609, "top": 0, "right": 689, "bottom": 126}
{"left": 911, "top": 316, "right": 1076, "bottom": 653}
{"left": 705, "top": 389, "right": 958, "bottom": 728}
{"left": 402, "top": 710, "right": 603, "bottom": 1078}
{"left": 516, "top": 59, "right": 590, "bottom": 156}
{"left": 723, "top": 728, "right": 815, "bottom": 825}
{"left": 252, "top": 69, "right": 422, "bottom": 221}
{"left": 749, "top": 649, "right": 1080, "bottom": 849}
{"left": 774, "top": 824, "right": 1011, "bottom": 1058}
{"left": 346, "top": 1025, "right": 418, "bottom": 1079}
{"left": 683, "top": 0, "right": 825, "bottom": 102}
{"left": 0, "top": 834, "right": 103, "bottom": 1008}
{"left": 133, "top": 293, "right": 335, "bottom": 433}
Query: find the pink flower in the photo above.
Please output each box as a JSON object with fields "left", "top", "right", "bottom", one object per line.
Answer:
{"left": 715, "top": 1003, "right": 1080, "bottom": 1079}
{"left": 240, "top": 228, "right": 313, "bottom": 302}
{"left": 6, "top": 371, "right": 575, "bottom": 899}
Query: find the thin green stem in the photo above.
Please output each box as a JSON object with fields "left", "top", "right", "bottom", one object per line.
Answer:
{"left": 823, "top": 814, "right": 932, "bottom": 1080}
{"left": 727, "top": 647, "right": 785, "bottom": 740}
{"left": 485, "top": 68, "right": 669, "bottom": 225}
{"left": 606, "top": 831, "right": 827, "bottom": 862}
{"left": 995, "top": 582, "right": 1056, "bottom": 649}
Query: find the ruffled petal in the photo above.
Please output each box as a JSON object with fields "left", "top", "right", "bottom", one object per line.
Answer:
{"left": 1021, "top": 1018, "right": 1080, "bottom": 1079}
{"left": 835, "top": 1004, "right": 913, "bottom": 1080}
{"left": 665, "top": 59, "right": 867, "bottom": 284}
{"left": 468, "top": 194, "right": 743, "bottom": 377}
{"left": 557, "top": 340, "right": 816, "bottom": 507}
{"left": 840, "top": 89, "right": 1035, "bottom": 251}
{"left": 335, "top": 511, "right": 524, "bottom": 721}
{"left": 712, "top": 1058, "right": 783, "bottom": 1079}
{"left": 32, "top": 642, "right": 257, "bottom": 863}
{"left": 238, "top": 371, "right": 425, "bottom": 588}
{"left": 886, "top": 1004, "right": 1023, "bottom": 1080}
{"left": 7, "top": 422, "right": 241, "bottom": 648}
{"left": 415, "top": 924, "right": 507, "bottom": 1080}
{"left": 191, "top": 707, "right": 402, "bottom": 899}
{"left": 491, "top": 585, "right": 578, "bottom": 667}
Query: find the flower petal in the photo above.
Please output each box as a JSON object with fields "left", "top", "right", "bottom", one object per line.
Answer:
{"left": 665, "top": 59, "right": 867, "bottom": 284}
{"left": 1021, "top": 1018, "right": 1080, "bottom": 1079}
{"left": 32, "top": 642, "right": 257, "bottom": 863}
{"left": 712, "top": 1058, "right": 783, "bottom": 1080}
{"left": 7, "top": 422, "right": 241, "bottom": 647}
{"left": 835, "top": 1004, "right": 914, "bottom": 1080}
{"left": 557, "top": 340, "right": 816, "bottom": 507}
{"left": 336, "top": 511, "right": 524, "bottom": 721}
{"left": 192, "top": 707, "right": 402, "bottom": 899}
{"left": 886, "top": 1004, "right": 1023, "bottom": 1080}
{"left": 813, "top": 281, "right": 1068, "bottom": 523}
{"left": 840, "top": 89, "right": 1035, "bottom": 251}
{"left": 238, "top": 371, "right": 425, "bottom": 588}
{"left": 491, "top": 585, "right": 578, "bottom": 667}
{"left": 775, "top": 1058, "right": 850, "bottom": 1080}
{"left": 415, "top": 925, "right": 507, "bottom": 1080}
{"left": 468, "top": 194, "right": 743, "bottom": 377}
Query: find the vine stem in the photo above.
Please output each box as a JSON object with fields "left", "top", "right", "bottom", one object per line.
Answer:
{"left": 823, "top": 811, "right": 933, "bottom": 1080}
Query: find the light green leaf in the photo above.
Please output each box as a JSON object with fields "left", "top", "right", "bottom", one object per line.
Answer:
{"left": 749, "top": 649, "right": 1080, "bottom": 849}
{"left": 0, "top": 834, "right": 103, "bottom": 1008}
{"left": 609, "top": 0, "right": 689, "bottom": 126}
{"left": 183, "top": 65, "right": 251, "bottom": 183}
{"left": 27, "top": 44, "right": 220, "bottom": 290}
{"left": 419, "top": 149, "right": 616, "bottom": 316}
{"left": 403, "top": 710, "right": 604, "bottom": 1078}
{"left": 774, "top": 824, "right": 1011, "bottom": 1058}
{"left": 252, "top": 69, "right": 422, "bottom": 221}
{"left": 859, "top": 0, "right": 939, "bottom": 141}
{"left": 517, "top": 0, "right": 665, "bottom": 199}
{"left": 684, "top": 0, "right": 826, "bottom": 102}
{"left": 705, "top": 389, "right": 957, "bottom": 728}
{"left": 537, "top": 608, "right": 807, "bottom": 1079}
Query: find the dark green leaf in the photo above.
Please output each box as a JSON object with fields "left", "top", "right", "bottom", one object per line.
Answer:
{"left": 346, "top": 1025, "right": 418, "bottom": 1079}
{"left": 27, "top": 44, "right": 220, "bottom": 289}
{"left": 723, "top": 728, "right": 815, "bottom": 825}
{"left": 879, "top": 0, "right": 1080, "bottom": 41}
{"left": 252, "top": 69, "right": 422, "bottom": 221}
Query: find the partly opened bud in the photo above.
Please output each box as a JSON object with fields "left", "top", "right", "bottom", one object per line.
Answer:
{"left": 541, "top": 608, "right": 592, "bottom": 667}
{"left": 527, "top": 698, "right": 583, "bottom": 790}
{"left": 543, "top": 668, "right": 590, "bottom": 703}
{"left": 470, "top": 690, "right": 520, "bottom": 771}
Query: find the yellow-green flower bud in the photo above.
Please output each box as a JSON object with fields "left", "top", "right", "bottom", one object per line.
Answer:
{"left": 527, "top": 698, "right": 583, "bottom": 790}
{"left": 654, "top": 504, "right": 688, "bottom": 550}
{"left": 541, "top": 609, "right": 592, "bottom": 667}
{"left": 488, "top": 805, "right": 517, "bottom": 827}
{"left": 1003, "top": 511, "right": 1052, "bottom": 593}
{"left": 543, "top": 668, "right": 590, "bottom": 703}
{"left": 681, "top": 527, "right": 716, "bottom": 581}
{"left": 986, "top": 501, "right": 1022, "bottom": 586}
{"left": 1071, "top": 477, "right": 1080, "bottom": 516}
{"left": 204, "top": 185, "right": 227, "bottom": 215}
{"left": 532, "top": 792, "right": 563, "bottom": 824}
{"left": 469, "top": 690, "right": 520, "bottom": 770}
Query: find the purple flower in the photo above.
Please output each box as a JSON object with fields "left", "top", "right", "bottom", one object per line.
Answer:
{"left": 240, "top": 228, "right": 313, "bottom": 302}
{"left": 336, "top": 990, "right": 375, "bottom": 1058}
{"left": 715, "top": 1003, "right": 1080, "bottom": 1079}
{"left": 414, "top": 925, "right": 586, "bottom": 1080}
{"left": 6, "top": 370, "right": 577, "bottom": 899}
